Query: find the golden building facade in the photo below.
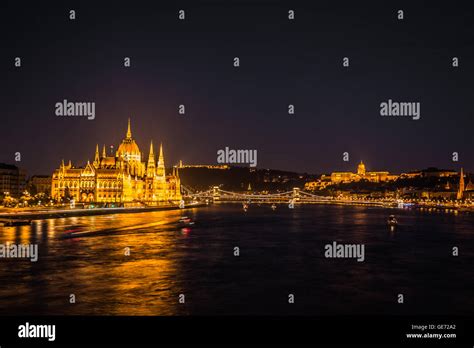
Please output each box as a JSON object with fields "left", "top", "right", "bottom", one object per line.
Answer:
{"left": 330, "top": 161, "right": 395, "bottom": 184}
{"left": 51, "top": 119, "right": 182, "bottom": 204}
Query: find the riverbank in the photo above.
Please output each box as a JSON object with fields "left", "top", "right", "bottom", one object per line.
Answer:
{"left": 0, "top": 202, "right": 206, "bottom": 221}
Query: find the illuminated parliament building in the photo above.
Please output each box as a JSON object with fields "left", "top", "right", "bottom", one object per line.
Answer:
{"left": 51, "top": 119, "right": 182, "bottom": 204}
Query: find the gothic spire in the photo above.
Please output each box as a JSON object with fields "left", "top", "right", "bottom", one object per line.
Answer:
{"left": 157, "top": 143, "right": 165, "bottom": 177}
{"left": 149, "top": 141, "right": 154, "bottom": 156}
{"left": 159, "top": 143, "right": 164, "bottom": 161}
{"left": 94, "top": 144, "right": 100, "bottom": 162}
{"left": 126, "top": 118, "right": 132, "bottom": 139}
{"left": 146, "top": 141, "right": 156, "bottom": 176}
{"left": 148, "top": 141, "right": 155, "bottom": 164}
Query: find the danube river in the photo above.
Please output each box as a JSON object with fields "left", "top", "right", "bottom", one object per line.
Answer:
{"left": 0, "top": 204, "right": 472, "bottom": 315}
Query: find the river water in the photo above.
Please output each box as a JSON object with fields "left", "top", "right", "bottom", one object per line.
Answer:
{"left": 0, "top": 204, "right": 472, "bottom": 315}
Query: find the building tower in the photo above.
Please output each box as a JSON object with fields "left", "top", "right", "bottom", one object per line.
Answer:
{"left": 357, "top": 160, "right": 366, "bottom": 176}
{"left": 157, "top": 143, "right": 165, "bottom": 178}
{"left": 93, "top": 144, "right": 100, "bottom": 168}
{"left": 144, "top": 141, "right": 156, "bottom": 201}
{"left": 146, "top": 141, "right": 156, "bottom": 177}
{"left": 457, "top": 167, "right": 465, "bottom": 200}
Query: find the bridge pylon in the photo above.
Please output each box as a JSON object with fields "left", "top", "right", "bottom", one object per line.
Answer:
{"left": 293, "top": 187, "right": 300, "bottom": 202}
{"left": 213, "top": 186, "right": 220, "bottom": 202}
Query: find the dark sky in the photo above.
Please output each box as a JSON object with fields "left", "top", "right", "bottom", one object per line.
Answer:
{"left": 2, "top": 0, "right": 473, "bottom": 176}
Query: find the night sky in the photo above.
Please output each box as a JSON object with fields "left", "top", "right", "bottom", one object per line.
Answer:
{"left": 2, "top": 0, "right": 473, "bottom": 176}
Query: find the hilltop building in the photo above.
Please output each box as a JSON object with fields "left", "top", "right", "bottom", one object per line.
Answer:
{"left": 330, "top": 161, "right": 397, "bottom": 184}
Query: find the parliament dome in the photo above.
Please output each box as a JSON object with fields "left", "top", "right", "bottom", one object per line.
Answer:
{"left": 116, "top": 119, "right": 141, "bottom": 160}
{"left": 117, "top": 139, "right": 140, "bottom": 155}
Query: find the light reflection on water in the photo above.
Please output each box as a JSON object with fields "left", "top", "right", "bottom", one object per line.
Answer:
{"left": 0, "top": 205, "right": 472, "bottom": 316}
